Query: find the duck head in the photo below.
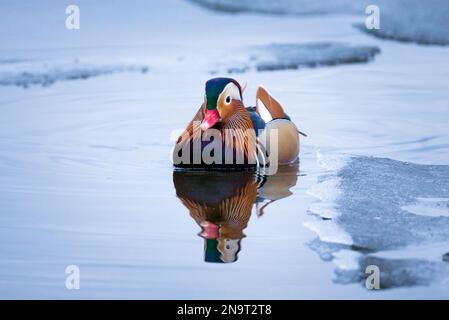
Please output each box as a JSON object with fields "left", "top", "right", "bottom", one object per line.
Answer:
{"left": 200, "top": 77, "right": 243, "bottom": 130}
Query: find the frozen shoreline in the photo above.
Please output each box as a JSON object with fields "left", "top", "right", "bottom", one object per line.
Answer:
{"left": 190, "top": 0, "right": 449, "bottom": 45}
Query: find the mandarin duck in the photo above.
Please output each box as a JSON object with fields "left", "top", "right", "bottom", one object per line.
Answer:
{"left": 173, "top": 77, "right": 304, "bottom": 169}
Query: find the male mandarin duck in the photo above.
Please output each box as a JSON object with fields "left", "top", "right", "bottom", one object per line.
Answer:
{"left": 173, "top": 77, "right": 304, "bottom": 169}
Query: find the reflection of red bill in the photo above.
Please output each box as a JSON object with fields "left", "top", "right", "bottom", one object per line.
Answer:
{"left": 200, "top": 221, "right": 219, "bottom": 239}
{"left": 200, "top": 109, "right": 220, "bottom": 130}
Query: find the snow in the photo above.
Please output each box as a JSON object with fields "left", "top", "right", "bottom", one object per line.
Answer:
{"left": 354, "top": 0, "right": 449, "bottom": 46}
{"left": 189, "top": 0, "right": 364, "bottom": 15}
{"left": 1, "top": 0, "right": 449, "bottom": 298}
{"left": 336, "top": 156, "right": 449, "bottom": 250}
{"left": 306, "top": 155, "right": 449, "bottom": 287}
{"left": 305, "top": 152, "right": 352, "bottom": 246}
{"left": 402, "top": 198, "right": 449, "bottom": 218}
{"left": 337, "top": 255, "right": 449, "bottom": 288}
{"left": 254, "top": 43, "right": 380, "bottom": 71}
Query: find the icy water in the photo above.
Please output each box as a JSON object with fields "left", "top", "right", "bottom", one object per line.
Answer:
{"left": 1, "top": 0, "right": 449, "bottom": 299}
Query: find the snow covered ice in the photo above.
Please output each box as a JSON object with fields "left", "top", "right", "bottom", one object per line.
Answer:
{"left": 307, "top": 155, "right": 449, "bottom": 288}
{"left": 213, "top": 42, "right": 380, "bottom": 73}
{"left": 0, "top": 60, "right": 148, "bottom": 88}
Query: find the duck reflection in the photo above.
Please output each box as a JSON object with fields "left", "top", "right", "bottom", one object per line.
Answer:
{"left": 173, "top": 164, "right": 299, "bottom": 263}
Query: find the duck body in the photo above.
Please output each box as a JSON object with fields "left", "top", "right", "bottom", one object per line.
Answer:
{"left": 172, "top": 78, "right": 301, "bottom": 170}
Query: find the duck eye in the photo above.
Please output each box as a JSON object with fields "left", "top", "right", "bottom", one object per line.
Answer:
{"left": 225, "top": 95, "right": 231, "bottom": 104}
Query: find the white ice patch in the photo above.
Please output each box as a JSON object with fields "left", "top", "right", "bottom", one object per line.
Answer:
{"left": 189, "top": 0, "right": 364, "bottom": 15}
{"left": 304, "top": 150, "right": 353, "bottom": 245}
{"left": 308, "top": 202, "right": 339, "bottom": 220}
{"left": 307, "top": 179, "right": 340, "bottom": 219}
{"left": 303, "top": 220, "right": 352, "bottom": 246}
{"left": 402, "top": 198, "right": 449, "bottom": 217}
{"left": 371, "top": 242, "right": 449, "bottom": 263}
{"left": 332, "top": 249, "right": 362, "bottom": 270}
{"left": 213, "top": 42, "right": 380, "bottom": 74}
{"left": 354, "top": 0, "right": 449, "bottom": 46}
{"left": 192, "top": 0, "right": 449, "bottom": 46}
{"left": 316, "top": 149, "right": 348, "bottom": 172}
{"left": 253, "top": 43, "right": 380, "bottom": 72}
{"left": 0, "top": 60, "right": 149, "bottom": 88}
